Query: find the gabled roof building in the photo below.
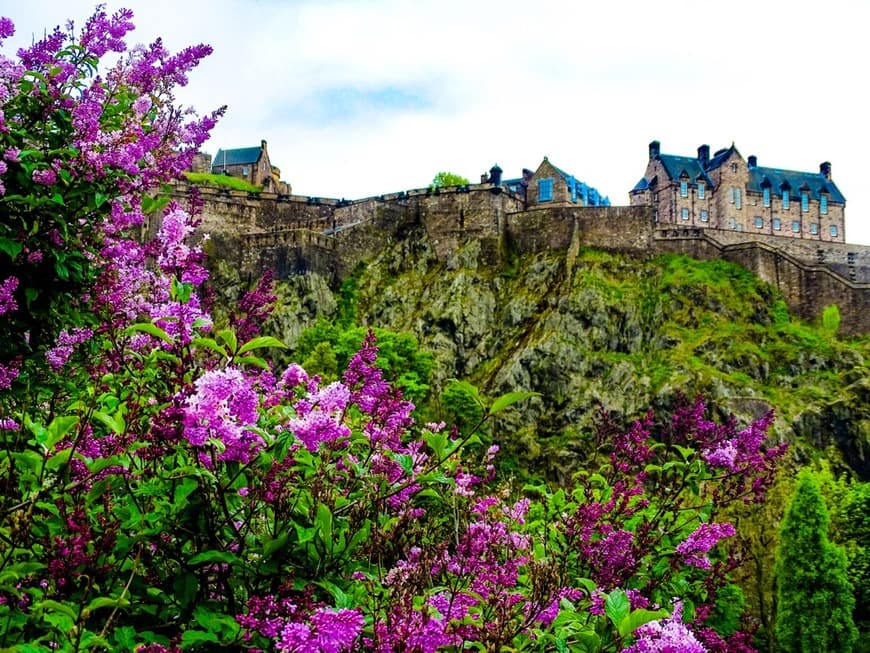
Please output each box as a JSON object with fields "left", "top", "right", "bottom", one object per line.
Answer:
{"left": 630, "top": 141, "right": 845, "bottom": 242}
{"left": 211, "top": 139, "right": 287, "bottom": 193}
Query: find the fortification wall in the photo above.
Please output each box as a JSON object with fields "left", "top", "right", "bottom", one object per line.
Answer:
{"left": 170, "top": 183, "right": 870, "bottom": 334}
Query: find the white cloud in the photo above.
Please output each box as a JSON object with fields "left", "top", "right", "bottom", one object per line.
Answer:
{"left": 2, "top": 0, "right": 868, "bottom": 243}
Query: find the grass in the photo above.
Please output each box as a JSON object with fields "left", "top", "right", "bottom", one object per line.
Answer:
{"left": 183, "top": 171, "right": 262, "bottom": 193}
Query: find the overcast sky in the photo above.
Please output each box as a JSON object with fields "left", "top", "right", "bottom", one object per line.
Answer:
{"left": 3, "top": 0, "right": 869, "bottom": 245}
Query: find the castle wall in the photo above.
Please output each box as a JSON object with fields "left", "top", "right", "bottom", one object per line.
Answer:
{"left": 166, "top": 183, "right": 870, "bottom": 335}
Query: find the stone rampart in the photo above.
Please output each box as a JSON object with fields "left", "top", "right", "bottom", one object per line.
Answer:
{"left": 170, "top": 182, "right": 870, "bottom": 334}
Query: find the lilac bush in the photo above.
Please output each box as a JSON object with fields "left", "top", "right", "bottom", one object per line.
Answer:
{"left": 0, "top": 7, "right": 788, "bottom": 653}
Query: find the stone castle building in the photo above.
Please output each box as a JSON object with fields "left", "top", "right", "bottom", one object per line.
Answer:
{"left": 208, "top": 140, "right": 289, "bottom": 194}
{"left": 630, "top": 141, "right": 846, "bottom": 242}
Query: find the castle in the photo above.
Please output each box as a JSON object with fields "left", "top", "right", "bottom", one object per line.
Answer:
{"left": 175, "top": 140, "right": 870, "bottom": 335}
{"left": 630, "top": 141, "right": 846, "bottom": 242}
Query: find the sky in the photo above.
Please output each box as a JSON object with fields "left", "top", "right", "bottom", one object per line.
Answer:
{"left": 2, "top": 0, "right": 869, "bottom": 245}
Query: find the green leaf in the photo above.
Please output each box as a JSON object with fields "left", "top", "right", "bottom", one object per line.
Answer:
{"left": 33, "top": 599, "right": 78, "bottom": 620}
{"left": 173, "top": 572, "right": 198, "bottom": 607}
{"left": 618, "top": 608, "right": 670, "bottom": 637}
{"left": 423, "top": 431, "right": 450, "bottom": 459}
{"left": 92, "top": 410, "right": 125, "bottom": 435}
{"left": 94, "top": 192, "right": 108, "bottom": 208}
{"left": 180, "top": 630, "right": 219, "bottom": 649}
{"left": 42, "top": 415, "right": 79, "bottom": 449}
{"left": 51, "top": 193, "right": 65, "bottom": 206}
{"left": 488, "top": 391, "right": 540, "bottom": 415}
{"left": 216, "top": 329, "right": 237, "bottom": 354}
{"left": 315, "top": 503, "right": 333, "bottom": 544}
{"left": 0, "top": 236, "right": 23, "bottom": 261}
{"left": 187, "top": 550, "right": 241, "bottom": 566}
{"left": 85, "top": 596, "right": 131, "bottom": 613}
{"left": 125, "top": 322, "right": 173, "bottom": 344}
{"left": 237, "top": 336, "right": 287, "bottom": 355}
{"left": 604, "top": 588, "right": 630, "bottom": 626}
{"left": 45, "top": 447, "right": 73, "bottom": 471}
{"left": 191, "top": 337, "right": 228, "bottom": 358}
{"left": 262, "top": 532, "right": 289, "bottom": 557}
{"left": 234, "top": 355, "right": 270, "bottom": 370}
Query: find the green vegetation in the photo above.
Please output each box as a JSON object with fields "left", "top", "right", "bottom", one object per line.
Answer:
{"left": 430, "top": 171, "right": 470, "bottom": 188}
{"left": 184, "top": 171, "right": 262, "bottom": 193}
{"left": 775, "top": 470, "right": 857, "bottom": 652}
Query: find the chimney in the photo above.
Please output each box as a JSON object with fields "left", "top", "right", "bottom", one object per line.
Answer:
{"left": 261, "top": 139, "right": 268, "bottom": 151}
{"left": 748, "top": 155, "right": 757, "bottom": 168}
{"left": 489, "top": 164, "right": 502, "bottom": 187}
{"left": 697, "top": 144, "right": 710, "bottom": 167}
{"left": 649, "top": 140, "right": 661, "bottom": 160}
{"left": 481, "top": 173, "right": 489, "bottom": 183}
{"left": 820, "top": 161, "right": 832, "bottom": 180}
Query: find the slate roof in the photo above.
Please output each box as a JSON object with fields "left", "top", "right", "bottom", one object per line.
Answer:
{"left": 656, "top": 154, "right": 715, "bottom": 186}
{"left": 639, "top": 143, "right": 845, "bottom": 203}
{"left": 749, "top": 166, "right": 845, "bottom": 203}
{"left": 212, "top": 147, "right": 262, "bottom": 169}
{"left": 547, "top": 161, "right": 611, "bottom": 206}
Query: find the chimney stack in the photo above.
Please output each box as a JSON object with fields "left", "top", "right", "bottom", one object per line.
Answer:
{"left": 820, "top": 161, "right": 832, "bottom": 180}
{"left": 697, "top": 144, "right": 710, "bottom": 167}
{"left": 748, "top": 155, "right": 757, "bottom": 168}
{"left": 649, "top": 140, "right": 661, "bottom": 160}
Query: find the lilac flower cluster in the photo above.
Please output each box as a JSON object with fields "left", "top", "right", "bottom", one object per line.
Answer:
{"left": 675, "top": 522, "right": 737, "bottom": 570}
{"left": 45, "top": 327, "right": 93, "bottom": 370}
{"left": 182, "top": 366, "right": 262, "bottom": 464}
{"left": 621, "top": 602, "right": 707, "bottom": 653}
{"left": 0, "top": 275, "right": 17, "bottom": 316}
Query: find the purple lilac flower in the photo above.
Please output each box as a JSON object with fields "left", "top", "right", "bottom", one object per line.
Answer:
{"left": 621, "top": 601, "right": 707, "bottom": 653}
{"left": 0, "top": 417, "right": 20, "bottom": 430}
{"left": 275, "top": 608, "right": 363, "bottom": 653}
{"left": 675, "top": 522, "right": 736, "bottom": 570}
{"left": 31, "top": 168, "right": 57, "bottom": 185}
{"left": 182, "top": 367, "right": 262, "bottom": 463}
{"left": 0, "top": 17, "right": 14, "bottom": 41}
{"left": 0, "top": 361, "right": 20, "bottom": 390}
{"left": 45, "top": 327, "right": 93, "bottom": 370}
{"left": 0, "top": 276, "right": 18, "bottom": 316}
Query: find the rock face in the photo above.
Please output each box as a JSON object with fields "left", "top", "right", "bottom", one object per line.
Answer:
{"left": 211, "top": 227, "right": 870, "bottom": 481}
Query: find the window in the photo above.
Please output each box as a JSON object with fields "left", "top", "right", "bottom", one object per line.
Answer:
{"left": 700, "top": 210, "right": 708, "bottom": 222}
{"left": 792, "top": 221, "right": 800, "bottom": 233}
{"left": 820, "top": 195, "right": 828, "bottom": 214}
{"left": 681, "top": 208, "right": 689, "bottom": 220}
{"left": 755, "top": 216, "right": 763, "bottom": 229}
{"left": 830, "top": 225, "right": 838, "bottom": 237}
{"left": 729, "top": 187, "right": 735, "bottom": 203}
{"left": 801, "top": 192, "right": 809, "bottom": 212}
{"left": 782, "top": 190, "right": 789, "bottom": 209}
{"left": 697, "top": 183, "right": 705, "bottom": 199}
{"left": 728, "top": 217, "right": 736, "bottom": 229}
{"left": 538, "top": 178, "right": 553, "bottom": 202}
{"left": 241, "top": 166, "right": 250, "bottom": 176}
{"left": 680, "top": 180, "right": 688, "bottom": 197}
{"left": 773, "top": 218, "right": 781, "bottom": 231}
{"left": 735, "top": 189, "right": 742, "bottom": 209}
{"left": 763, "top": 187, "right": 771, "bottom": 207}
{"left": 810, "top": 223, "right": 818, "bottom": 235}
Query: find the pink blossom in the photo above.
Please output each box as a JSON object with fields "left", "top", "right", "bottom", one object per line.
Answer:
{"left": 0, "top": 276, "right": 18, "bottom": 316}
{"left": 31, "top": 168, "right": 57, "bottom": 185}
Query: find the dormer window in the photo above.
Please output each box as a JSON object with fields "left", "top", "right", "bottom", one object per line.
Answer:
{"left": 538, "top": 178, "right": 553, "bottom": 202}
{"left": 820, "top": 195, "right": 828, "bottom": 214}
{"left": 801, "top": 192, "right": 809, "bottom": 212}
{"left": 680, "top": 180, "right": 688, "bottom": 197}
{"left": 782, "top": 191, "right": 789, "bottom": 210}
{"left": 763, "top": 187, "right": 771, "bottom": 207}
{"left": 697, "top": 182, "right": 705, "bottom": 199}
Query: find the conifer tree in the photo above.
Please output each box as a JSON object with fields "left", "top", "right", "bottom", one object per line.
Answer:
{"left": 775, "top": 470, "right": 858, "bottom": 653}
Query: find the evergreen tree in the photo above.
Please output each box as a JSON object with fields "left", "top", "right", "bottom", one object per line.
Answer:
{"left": 775, "top": 470, "right": 858, "bottom": 652}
